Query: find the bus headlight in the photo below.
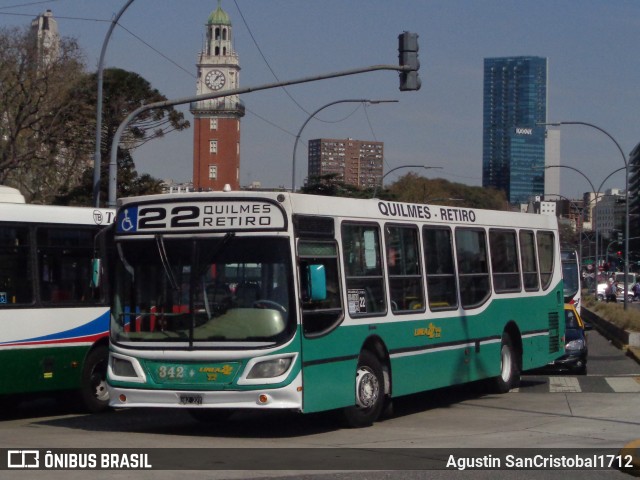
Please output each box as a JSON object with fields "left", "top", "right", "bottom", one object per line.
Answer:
{"left": 108, "top": 353, "right": 146, "bottom": 383}
{"left": 246, "top": 356, "right": 292, "bottom": 379}
{"left": 111, "top": 356, "right": 137, "bottom": 377}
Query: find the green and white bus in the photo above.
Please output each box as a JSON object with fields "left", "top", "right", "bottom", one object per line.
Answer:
{"left": 0, "top": 187, "right": 115, "bottom": 412}
{"left": 107, "top": 191, "right": 564, "bottom": 426}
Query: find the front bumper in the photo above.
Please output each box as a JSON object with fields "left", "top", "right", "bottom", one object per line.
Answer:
{"left": 549, "top": 352, "right": 587, "bottom": 371}
{"left": 108, "top": 371, "right": 303, "bottom": 410}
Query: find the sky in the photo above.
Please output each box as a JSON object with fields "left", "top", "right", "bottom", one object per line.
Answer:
{"left": 1, "top": 0, "right": 638, "bottom": 200}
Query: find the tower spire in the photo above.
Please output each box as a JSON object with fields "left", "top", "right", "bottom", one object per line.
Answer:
{"left": 191, "top": 2, "right": 244, "bottom": 191}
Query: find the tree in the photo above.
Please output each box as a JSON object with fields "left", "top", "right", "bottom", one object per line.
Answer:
{"left": 0, "top": 21, "right": 190, "bottom": 205}
{"left": 91, "top": 68, "right": 190, "bottom": 154}
{"left": 55, "top": 68, "right": 190, "bottom": 206}
{"left": 54, "top": 150, "right": 163, "bottom": 206}
{"left": 386, "top": 174, "right": 509, "bottom": 210}
{"left": 301, "top": 173, "right": 375, "bottom": 198}
{"left": 0, "top": 25, "right": 90, "bottom": 203}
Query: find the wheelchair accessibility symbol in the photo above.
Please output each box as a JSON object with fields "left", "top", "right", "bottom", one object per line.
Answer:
{"left": 117, "top": 208, "right": 137, "bottom": 233}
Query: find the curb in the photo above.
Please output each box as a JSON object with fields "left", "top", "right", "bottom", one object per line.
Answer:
{"left": 581, "top": 308, "right": 640, "bottom": 365}
{"left": 619, "top": 439, "right": 640, "bottom": 476}
{"left": 580, "top": 308, "right": 640, "bottom": 474}
{"left": 628, "top": 346, "right": 640, "bottom": 365}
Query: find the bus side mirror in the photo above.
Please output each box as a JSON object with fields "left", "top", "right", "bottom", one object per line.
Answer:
{"left": 91, "top": 258, "right": 101, "bottom": 288}
{"left": 307, "top": 264, "right": 327, "bottom": 301}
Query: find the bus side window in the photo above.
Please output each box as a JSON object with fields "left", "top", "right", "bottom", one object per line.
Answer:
{"left": 37, "top": 227, "right": 101, "bottom": 305}
{"left": 455, "top": 228, "right": 491, "bottom": 309}
{"left": 385, "top": 224, "right": 424, "bottom": 313}
{"left": 341, "top": 223, "right": 386, "bottom": 316}
{"left": 489, "top": 229, "right": 521, "bottom": 293}
{"left": 519, "top": 230, "right": 539, "bottom": 291}
{"left": 537, "top": 231, "right": 555, "bottom": 290}
{"left": 0, "top": 225, "right": 32, "bottom": 305}
{"left": 298, "top": 241, "right": 344, "bottom": 337}
{"left": 423, "top": 226, "right": 458, "bottom": 311}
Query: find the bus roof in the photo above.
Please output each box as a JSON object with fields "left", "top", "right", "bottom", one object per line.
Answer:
{"left": 0, "top": 186, "right": 25, "bottom": 203}
{"left": 116, "top": 191, "right": 558, "bottom": 231}
{"left": 0, "top": 202, "right": 115, "bottom": 226}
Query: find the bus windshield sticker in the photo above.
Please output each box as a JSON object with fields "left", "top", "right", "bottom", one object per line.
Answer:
{"left": 364, "top": 230, "right": 377, "bottom": 268}
{"left": 348, "top": 289, "right": 367, "bottom": 315}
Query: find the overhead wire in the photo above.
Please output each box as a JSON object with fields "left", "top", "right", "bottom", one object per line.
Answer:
{"left": 231, "top": 0, "right": 382, "bottom": 141}
{"left": 0, "top": 1, "right": 59, "bottom": 11}
{"left": 232, "top": 0, "right": 311, "bottom": 117}
{"left": 3, "top": 2, "right": 384, "bottom": 165}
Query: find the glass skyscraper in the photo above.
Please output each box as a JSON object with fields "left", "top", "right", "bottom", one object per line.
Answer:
{"left": 482, "top": 56, "right": 548, "bottom": 204}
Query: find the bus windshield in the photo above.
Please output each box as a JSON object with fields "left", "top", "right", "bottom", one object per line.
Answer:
{"left": 111, "top": 236, "right": 295, "bottom": 348}
{"left": 561, "top": 259, "right": 580, "bottom": 301}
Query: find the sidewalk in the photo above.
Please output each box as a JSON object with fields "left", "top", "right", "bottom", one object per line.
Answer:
{"left": 628, "top": 345, "right": 640, "bottom": 364}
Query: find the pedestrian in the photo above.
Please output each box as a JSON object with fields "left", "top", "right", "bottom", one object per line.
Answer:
{"left": 606, "top": 279, "right": 617, "bottom": 303}
{"left": 633, "top": 282, "right": 640, "bottom": 302}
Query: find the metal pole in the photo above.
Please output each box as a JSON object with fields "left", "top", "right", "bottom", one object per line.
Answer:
{"left": 108, "top": 63, "right": 414, "bottom": 207}
{"left": 539, "top": 164, "right": 598, "bottom": 292}
{"left": 559, "top": 122, "right": 629, "bottom": 310}
{"left": 540, "top": 121, "right": 630, "bottom": 309}
{"left": 93, "top": 0, "right": 135, "bottom": 208}
{"left": 372, "top": 165, "right": 442, "bottom": 198}
{"left": 544, "top": 193, "right": 583, "bottom": 277}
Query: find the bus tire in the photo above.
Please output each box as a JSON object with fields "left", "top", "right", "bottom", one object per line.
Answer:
{"left": 79, "top": 345, "right": 110, "bottom": 413}
{"left": 342, "top": 350, "right": 385, "bottom": 428}
{"left": 492, "top": 333, "right": 520, "bottom": 394}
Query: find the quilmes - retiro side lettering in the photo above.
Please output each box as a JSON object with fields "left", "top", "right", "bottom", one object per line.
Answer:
{"left": 378, "top": 201, "right": 477, "bottom": 223}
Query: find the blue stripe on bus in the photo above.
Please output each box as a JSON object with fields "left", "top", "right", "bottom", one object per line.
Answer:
{"left": 0, "top": 310, "right": 109, "bottom": 345}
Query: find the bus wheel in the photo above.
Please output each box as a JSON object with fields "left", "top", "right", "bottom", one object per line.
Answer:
{"left": 342, "top": 350, "right": 385, "bottom": 428}
{"left": 493, "top": 333, "right": 520, "bottom": 393}
{"left": 79, "top": 345, "right": 110, "bottom": 413}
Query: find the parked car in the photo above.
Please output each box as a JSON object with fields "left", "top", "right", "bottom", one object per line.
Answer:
{"left": 596, "top": 282, "right": 634, "bottom": 303}
{"left": 547, "top": 304, "right": 591, "bottom": 375}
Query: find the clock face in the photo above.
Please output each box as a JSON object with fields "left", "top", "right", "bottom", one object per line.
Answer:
{"left": 205, "top": 70, "right": 226, "bottom": 90}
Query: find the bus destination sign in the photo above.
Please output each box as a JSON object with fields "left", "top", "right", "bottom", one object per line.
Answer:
{"left": 116, "top": 200, "right": 286, "bottom": 234}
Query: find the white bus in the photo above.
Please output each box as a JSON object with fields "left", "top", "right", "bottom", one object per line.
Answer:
{"left": 560, "top": 249, "right": 581, "bottom": 312}
{"left": 107, "top": 191, "right": 564, "bottom": 426}
{"left": 0, "top": 188, "right": 115, "bottom": 412}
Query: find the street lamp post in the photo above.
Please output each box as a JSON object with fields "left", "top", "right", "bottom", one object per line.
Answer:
{"left": 372, "top": 165, "right": 442, "bottom": 198}
{"left": 109, "top": 62, "right": 417, "bottom": 207}
{"left": 539, "top": 121, "right": 630, "bottom": 309}
{"left": 535, "top": 164, "right": 598, "bottom": 293}
{"left": 543, "top": 193, "right": 585, "bottom": 277}
{"left": 291, "top": 99, "right": 398, "bottom": 192}
{"left": 93, "top": 0, "right": 135, "bottom": 207}
{"left": 539, "top": 164, "right": 627, "bottom": 299}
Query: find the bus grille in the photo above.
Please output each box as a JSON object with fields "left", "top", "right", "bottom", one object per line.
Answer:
{"left": 548, "top": 311, "right": 560, "bottom": 353}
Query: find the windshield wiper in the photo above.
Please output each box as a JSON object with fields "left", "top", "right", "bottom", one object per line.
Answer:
{"left": 197, "top": 232, "right": 235, "bottom": 276}
{"left": 156, "top": 235, "right": 180, "bottom": 291}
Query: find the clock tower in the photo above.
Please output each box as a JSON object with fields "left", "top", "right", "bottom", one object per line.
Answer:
{"left": 191, "top": 1, "right": 244, "bottom": 190}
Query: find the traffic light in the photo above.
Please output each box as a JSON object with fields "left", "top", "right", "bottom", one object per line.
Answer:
{"left": 398, "top": 31, "right": 421, "bottom": 91}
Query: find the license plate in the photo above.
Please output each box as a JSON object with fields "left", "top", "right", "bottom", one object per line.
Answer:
{"left": 179, "top": 395, "right": 203, "bottom": 406}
